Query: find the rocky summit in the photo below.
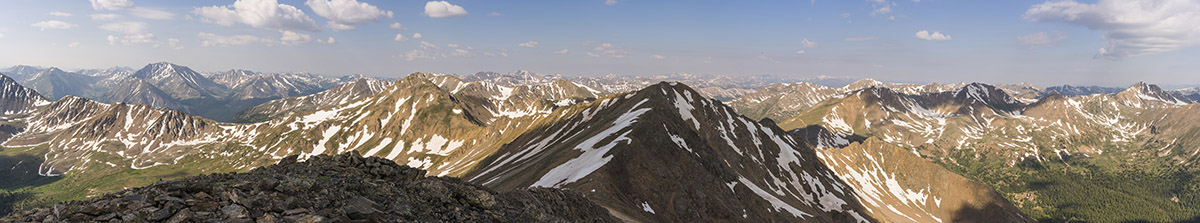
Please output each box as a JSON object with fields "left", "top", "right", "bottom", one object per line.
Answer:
{"left": 1, "top": 151, "right": 617, "bottom": 223}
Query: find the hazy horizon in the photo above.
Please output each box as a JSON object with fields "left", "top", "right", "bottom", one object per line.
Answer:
{"left": 2, "top": 0, "right": 1198, "bottom": 87}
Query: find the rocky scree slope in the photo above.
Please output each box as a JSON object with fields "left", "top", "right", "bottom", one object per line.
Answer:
{"left": 2, "top": 152, "right": 617, "bottom": 223}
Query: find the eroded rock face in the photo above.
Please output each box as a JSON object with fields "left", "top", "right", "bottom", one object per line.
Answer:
{"left": 2, "top": 151, "right": 617, "bottom": 223}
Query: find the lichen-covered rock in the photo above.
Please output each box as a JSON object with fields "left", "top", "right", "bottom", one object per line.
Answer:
{"left": 2, "top": 151, "right": 617, "bottom": 222}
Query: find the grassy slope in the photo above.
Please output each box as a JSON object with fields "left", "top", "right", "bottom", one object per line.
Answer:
{"left": 0, "top": 145, "right": 246, "bottom": 216}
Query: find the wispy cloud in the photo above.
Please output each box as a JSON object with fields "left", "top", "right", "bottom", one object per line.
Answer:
{"left": 1024, "top": 0, "right": 1200, "bottom": 59}
{"left": 31, "top": 20, "right": 77, "bottom": 31}
{"left": 1017, "top": 31, "right": 1067, "bottom": 47}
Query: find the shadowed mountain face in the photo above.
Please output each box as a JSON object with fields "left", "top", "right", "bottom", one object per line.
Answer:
{"left": 0, "top": 73, "right": 49, "bottom": 115}
{"left": 466, "top": 82, "right": 1029, "bottom": 222}
{"left": 22, "top": 68, "right": 98, "bottom": 101}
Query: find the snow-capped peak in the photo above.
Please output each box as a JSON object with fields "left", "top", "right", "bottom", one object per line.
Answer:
{"left": 1117, "top": 81, "right": 1188, "bottom": 107}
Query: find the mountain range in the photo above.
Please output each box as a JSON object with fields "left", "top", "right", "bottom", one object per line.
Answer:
{"left": 1, "top": 63, "right": 352, "bottom": 122}
{"left": 3, "top": 65, "right": 1200, "bottom": 222}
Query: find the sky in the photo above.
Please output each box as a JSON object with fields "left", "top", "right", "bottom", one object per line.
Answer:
{"left": 0, "top": 0, "right": 1198, "bottom": 87}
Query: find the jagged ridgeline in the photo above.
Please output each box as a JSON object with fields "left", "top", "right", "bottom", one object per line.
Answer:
{"left": 0, "top": 63, "right": 355, "bottom": 123}
{"left": 0, "top": 70, "right": 1034, "bottom": 222}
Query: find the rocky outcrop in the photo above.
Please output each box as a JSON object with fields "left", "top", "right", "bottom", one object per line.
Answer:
{"left": 2, "top": 152, "right": 617, "bottom": 222}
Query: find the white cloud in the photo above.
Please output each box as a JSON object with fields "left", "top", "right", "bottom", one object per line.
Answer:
{"left": 871, "top": 5, "right": 892, "bottom": 16}
{"left": 90, "top": 0, "right": 134, "bottom": 11}
{"left": 31, "top": 20, "right": 77, "bottom": 31}
{"left": 412, "top": 33, "right": 423, "bottom": 39}
{"left": 325, "top": 22, "right": 355, "bottom": 31}
{"left": 843, "top": 36, "right": 879, "bottom": 41}
{"left": 99, "top": 22, "right": 147, "bottom": 34}
{"left": 168, "top": 38, "right": 183, "bottom": 50}
{"left": 915, "top": 30, "right": 951, "bottom": 40}
{"left": 306, "top": 0, "right": 393, "bottom": 31}
{"left": 589, "top": 42, "right": 626, "bottom": 58}
{"left": 420, "top": 41, "right": 438, "bottom": 49}
{"left": 404, "top": 50, "right": 436, "bottom": 60}
{"left": 68, "top": 42, "right": 81, "bottom": 48}
{"left": 452, "top": 48, "right": 471, "bottom": 56}
{"left": 131, "top": 7, "right": 175, "bottom": 20}
{"left": 518, "top": 41, "right": 539, "bottom": 48}
{"left": 90, "top": 13, "right": 121, "bottom": 20}
{"left": 1017, "top": 31, "right": 1067, "bottom": 46}
{"left": 424, "top": 1, "right": 468, "bottom": 18}
{"left": 801, "top": 38, "right": 817, "bottom": 48}
{"left": 49, "top": 11, "right": 72, "bottom": 17}
{"left": 318, "top": 37, "right": 336, "bottom": 44}
{"left": 868, "top": 0, "right": 893, "bottom": 17}
{"left": 389, "top": 22, "right": 404, "bottom": 29}
{"left": 605, "top": 0, "right": 618, "bottom": 5}
{"left": 650, "top": 54, "right": 665, "bottom": 59}
{"left": 488, "top": 12, "right": 502, "bottom": 16}
{"left": 393, "top": 33, "right": 407, "bottom": 42}
{"left": 447, "top": 43, "right": 460, "bottom": 48}
{"left": 198, "top": 32, "right": 271, "bottom": 46}
{"left": 280, "top": 30, "right": 312, "bottom": 45}
{"left": 554, "top": 49, "right": 569, "bottom": 54}
{"left": 403, "top": 41, "right": 446, "bottom": 60}
{"left": 107, "top": 33, "right": 156, "bottom": 45}
{"left": 795, "top": 50, "right": 806, "bottom": 54}
{"left": 1023, "top": 0, "right": 1200, "bottom": 59}
{"left": 194, "top": 0, "right": 321, "bottom": 32}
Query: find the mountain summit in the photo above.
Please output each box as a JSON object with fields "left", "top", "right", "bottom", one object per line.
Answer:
{"left": 1114, "top": 81, "right": 1192, "bottom": 108}
{"left": 129, "top": 62, "right": 228, "bottom": 100}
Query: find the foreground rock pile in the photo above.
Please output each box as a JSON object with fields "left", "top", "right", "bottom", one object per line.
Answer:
{"left": 2, "top": 151, "right": 617, "bottom": 222}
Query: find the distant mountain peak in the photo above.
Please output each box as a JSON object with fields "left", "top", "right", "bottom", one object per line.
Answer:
{"left": 1116, "top": 81, "right": 1188, "bottom": 107}
{"left": 839, "top": 78, "right": 886, "bottom": 92}
{"left": 954, "top": 82, "right": 1021, "bottom": 105}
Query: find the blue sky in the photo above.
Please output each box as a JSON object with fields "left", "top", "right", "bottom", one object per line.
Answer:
{"left": 1, "top": 0, "right": 1198, "bottom": 87}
